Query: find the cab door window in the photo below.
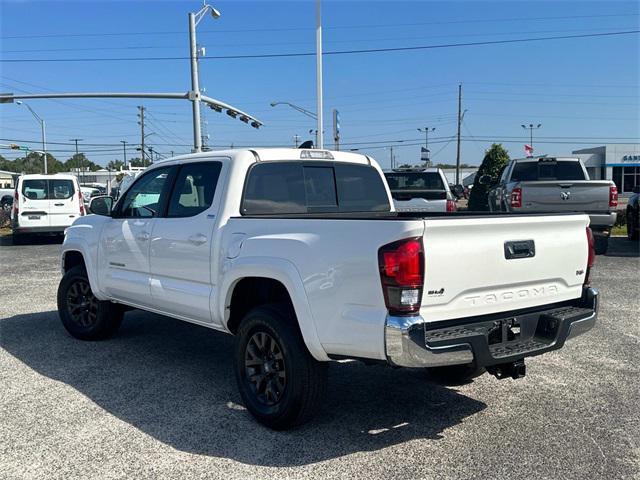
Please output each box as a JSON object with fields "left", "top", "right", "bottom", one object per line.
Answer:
{"left": 116, "top": 167, "right": 173, "bottom": 218}
{"left": 167, "top": 162, "right": 222, "bottom": 217}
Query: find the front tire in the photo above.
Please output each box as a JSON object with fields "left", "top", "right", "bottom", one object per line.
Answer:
{"left": 57, "top": 266, "right": 123, "bottom": 340}
{"left": 234, "top": 304, "right": 327, "bottom": 430}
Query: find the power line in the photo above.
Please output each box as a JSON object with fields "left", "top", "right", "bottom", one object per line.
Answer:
{"left": 1, "top": 30, "right": 637, "bottom": 63}
{"left": 4, "top": 26, "right": 636, "bottom": 54}
{"left": 2, "top": 13, "right": 637, "bottom": 40}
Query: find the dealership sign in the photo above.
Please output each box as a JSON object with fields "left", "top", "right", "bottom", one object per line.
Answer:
{"left": 622, "top": 155, "right": 640, "bottom": 162}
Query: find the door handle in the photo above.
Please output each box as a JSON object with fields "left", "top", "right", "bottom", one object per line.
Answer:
{"left": 188, "top": 233, "right": 207, "bottom": 245}
{"left": 136, "top": 232, "right": 150, "bottom": 242}
{"left": 54, "top": 203, "right": 64, "bottom": 206}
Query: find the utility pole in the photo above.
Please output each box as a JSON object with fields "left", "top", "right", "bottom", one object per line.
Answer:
{"left": 138, "top": 106, "right": 146, "bottom": 166}
{"left": 315, "top": 0, "right": 324, "bottom": 149}
{"left": 293, "top": 134, "right": 300, "bottom": 148}
{"left": 120, "top": 140, "right": 128, "bottom": 169}
{"left": 455, "top": 83, "right": 462, "bottom": 185}
{"left": 69, "top": 138, "right": 83, "bottom": 184}
{"left": 390, "top": 146, "right": 395, "bottom": 170}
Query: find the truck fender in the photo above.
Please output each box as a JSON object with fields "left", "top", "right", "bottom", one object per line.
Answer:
{"left": 60, "top": 236, "right": 108, "bottom": 301}
{"left": 219, "top": 256, "right": 330, "bottom": 362}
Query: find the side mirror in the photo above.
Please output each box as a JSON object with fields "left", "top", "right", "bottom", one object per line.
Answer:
{"left": 89, "top": 195, "right": 113, "bottom": 216}
{"left": 452, "top": 184, "right": 464, "bottom": 198}
{"left": 633, "top": 186, "right": 640, "bottom": 194}
{"left": 479, "top": 175, "right": 495, "bottom": 186}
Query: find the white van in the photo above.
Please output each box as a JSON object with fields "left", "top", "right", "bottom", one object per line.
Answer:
{"left": 11, "top": 174, "right": 84, "bottom": 240}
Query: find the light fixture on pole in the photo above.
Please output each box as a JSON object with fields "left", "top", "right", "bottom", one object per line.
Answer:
{"left": 16, "top": 100, "right": 47, "bottom": 174}
{"left": 521, "top": 123, "right": 542, "bottom": 151}
{"left": 270, "top": 101, "right": 317, "bottom": 120}
{"left": 188, "top": 2, "right": 221, "bottom": 153}
{"left": 417, "top": 127, "right": 435, "bottom": 165}
{"left": 271, "top": 102, "right": 319, "bottom": 147}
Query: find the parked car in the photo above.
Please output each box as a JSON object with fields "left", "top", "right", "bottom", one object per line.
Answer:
{"left": 484, "top": 156, "right": 618, "bottom": 254}
{"left": 11, "top": 174, "right": 84, "bottom": 242}
{"left": 80, "top": 187, "right": 101, "bottom": 204}
{"left": 58, "top": 148, "right": 598, "bottom": 429}
{"left": 1, "top": 194, "right": 12, "bottom": 211}
{"left": 626, "top": 185, "right": 640, "bottom": 240}
{"left": 384, "top": 167, "right": 461, "bottom": 212}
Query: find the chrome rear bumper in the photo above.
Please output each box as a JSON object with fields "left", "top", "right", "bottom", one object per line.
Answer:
{"left": 385, "top": 287, "right": 598, "bottom": 368}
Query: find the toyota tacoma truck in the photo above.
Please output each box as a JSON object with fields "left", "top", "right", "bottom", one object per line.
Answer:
{"left": 484, "top": 156, "right": 617, "bottom": 254}
{"left": 57, "top": 148, "right": 598, "bottom": 429}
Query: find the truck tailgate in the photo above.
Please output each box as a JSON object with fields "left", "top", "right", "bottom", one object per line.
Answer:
{"left": 420, "top": 214, "right": 589, "bottom": 321}
{"left": 518, "top": 180, "right": 610, "bottom": 212}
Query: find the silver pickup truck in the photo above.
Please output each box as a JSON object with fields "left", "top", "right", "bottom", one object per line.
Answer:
{"left": 485, "top": 157, "right": 618, "bottom": 254}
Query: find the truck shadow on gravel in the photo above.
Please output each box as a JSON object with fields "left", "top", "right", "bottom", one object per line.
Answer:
{"left": 1, "top": 310, "right": 486, "bottom": 466}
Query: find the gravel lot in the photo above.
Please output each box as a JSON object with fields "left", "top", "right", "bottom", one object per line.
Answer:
{"left": 1, "top": 235, "right": 639, "bottom": 480}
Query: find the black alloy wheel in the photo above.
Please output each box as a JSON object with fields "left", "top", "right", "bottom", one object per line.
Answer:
{"left": 66, "top": 279, "right": 99, "bottom": 329}
{"left": 245, "top": 331, "right": 287, "bottom": 406}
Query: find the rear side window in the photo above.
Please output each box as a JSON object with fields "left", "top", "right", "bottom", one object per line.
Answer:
{"left": 21, "top": 179, "right": 75, "bottom": 200}
{"left": 242, "top": 161, "right": 391, "bottom": 215}
{"left": 167, "top": 162, "right": 222, "bottom": 217}
{"left": 242, "top": 163, "right": 306, "bottom": 214}
{"left": 384, "top": 172, "right": 445, "bottom": 190}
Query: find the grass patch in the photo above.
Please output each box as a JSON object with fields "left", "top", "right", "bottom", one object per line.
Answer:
{"left": 611, "top": 225, "right": 627, "bottom": 237}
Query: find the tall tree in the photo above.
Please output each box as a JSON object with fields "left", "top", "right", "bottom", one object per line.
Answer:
{"left": 468, "top": 143, "right": 510, "bottom": 211}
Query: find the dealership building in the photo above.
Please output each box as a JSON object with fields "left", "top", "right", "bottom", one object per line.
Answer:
{"left": 572, "top": 144, "right": 640, "bottom": 195}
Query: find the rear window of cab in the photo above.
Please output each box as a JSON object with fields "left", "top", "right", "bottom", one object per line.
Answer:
{"left": 241, "top": 161, "right": 391, "bottom": 215}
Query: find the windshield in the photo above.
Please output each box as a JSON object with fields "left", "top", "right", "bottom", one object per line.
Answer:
{"left": 384, "top": 172, "right": 445, "bottom": 190}
{"left": 511, "top": 161, "right": 586, "bottom": 182}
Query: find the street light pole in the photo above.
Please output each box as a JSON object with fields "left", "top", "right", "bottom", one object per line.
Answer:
{"left": 315, "top": 0, "right": 324, "bottom": 149}
{"left": 16, "top": 101, "right": 47, "bottom": 174}
{"left": 521, "top": 123, "right": 542, "bottom": 151}
{"left": 418, "top": 127, "right": 435, "bottom": 165}
{"left": 120, "top": 140, "right": 128, "bottom": 169}
{"left": 188, "top": 3, "right": 221, "bottom": 153}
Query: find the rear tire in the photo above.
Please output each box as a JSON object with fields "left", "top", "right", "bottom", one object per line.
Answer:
{"left": 593, "top": 234, "right": 609, "bottom": 255}
{"left": 57, "top": 265, "right": 123, "bottom": 340}
{"left": 628, "top": 210, "right": 639, "bottom": 241}
{"left": 234, "top": 304, "right": 327, "bottom": 430}
{"left": 427, "top": 364, "right": 485, "bottom": 386}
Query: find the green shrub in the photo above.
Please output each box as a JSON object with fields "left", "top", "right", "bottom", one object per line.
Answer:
{"left": 468, "top": 144, "right": 510, "bottom": 211}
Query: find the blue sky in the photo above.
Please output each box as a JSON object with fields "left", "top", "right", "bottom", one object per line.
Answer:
{"left": 0, "top": 0, "right": 638, "bottom": 169}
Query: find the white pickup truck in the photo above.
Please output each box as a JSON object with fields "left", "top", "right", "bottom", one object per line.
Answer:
{"left": 57, "top": 148, "right": 598, "bottom": 429}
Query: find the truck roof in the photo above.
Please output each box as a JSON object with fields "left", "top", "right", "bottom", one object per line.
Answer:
{"left": 163, "top": 148, "right": 372, "bottom": 165}
{"left": 512, "top": 156, "right": 581, "bottom": 163}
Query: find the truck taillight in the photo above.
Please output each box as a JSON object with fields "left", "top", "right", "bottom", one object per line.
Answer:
{"left": 378, "top": 238, "right": 424, "bottom": 315}
{"left": 510, "top": 187, "right": 522, "bottom": 208}
{"left": 78, "top": 190, "right": 85, "bottom": 216}
{"left": 13, "top": 190, "right": 18, "bottom": 217}
{"left": 609, "top": 185, "right": 618, "bottom": 208}
{"left": 446, "top": 199, "right": 457, "bottom": 212}
{"left": 584, "top": 227, "right": 595, "bottom": 285}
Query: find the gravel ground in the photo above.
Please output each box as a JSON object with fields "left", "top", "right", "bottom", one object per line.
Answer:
{"left": 1, "top": 235, "right": 639, "bottom": 480}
